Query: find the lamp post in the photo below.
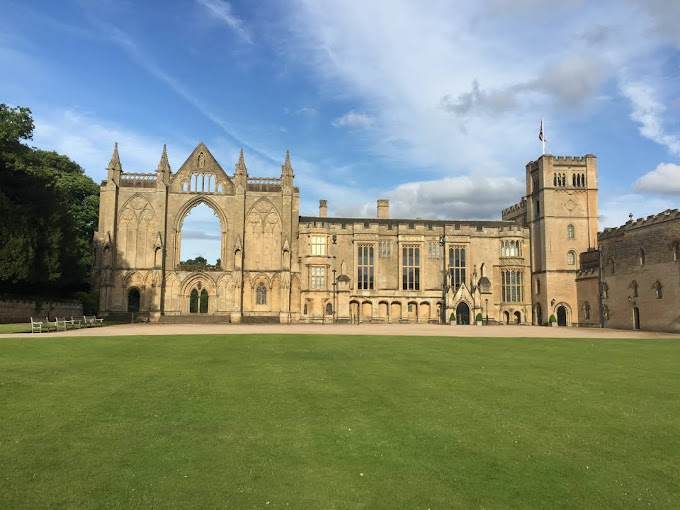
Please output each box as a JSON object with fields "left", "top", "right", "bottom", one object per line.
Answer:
{"left": 332, "top": 234, "right": 337, "bottom": 324}
{"left": 485, "top": 298, "right": 489, "bottom": 325}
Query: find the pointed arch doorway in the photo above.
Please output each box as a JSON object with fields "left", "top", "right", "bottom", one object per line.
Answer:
{"left": 557, "top": 305, "right": 567, "bottom": 326}
{"left": 456, "top": 302, "right": 470, "bottom": 325}
{"left": 189, "top": 287, "right": 209, "bottom": 313}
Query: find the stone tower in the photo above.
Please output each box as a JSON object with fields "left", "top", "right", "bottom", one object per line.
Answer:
{"left": 506, "top": 155, "right": 598, "bottom": 325}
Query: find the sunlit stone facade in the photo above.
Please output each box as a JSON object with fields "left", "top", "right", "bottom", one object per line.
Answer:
{"left": 94, "top": 143, "right": 604, "bottom": 326}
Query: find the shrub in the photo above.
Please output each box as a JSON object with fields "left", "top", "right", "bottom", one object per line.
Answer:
{"left": 75, "top": 291, "right": 99, "bottom": 316}
{"left": 476, "top": 312, "right": 483, "bottom": 321}
{"left": 549, "top": 314, "right": 557, "bottom": 323}
{"left": 449, "top": 312, "right": 455, "bottom": 322}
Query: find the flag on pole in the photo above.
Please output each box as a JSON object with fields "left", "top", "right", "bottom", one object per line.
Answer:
{"left": 538, "top": 119, "right": 546, "bottom": 142}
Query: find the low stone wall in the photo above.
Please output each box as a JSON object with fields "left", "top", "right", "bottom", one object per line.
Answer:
{"left": 0, "top": 299, "right": 83, "bottom": 324}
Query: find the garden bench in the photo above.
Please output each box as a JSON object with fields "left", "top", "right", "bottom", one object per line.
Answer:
{"left": 83, "top": 315, "right": 104, "bottom": 327}
{"left": 55, "top": 317, "right": 77, "bottom": 330}
{"left": 71, "top": 316, "right": 83, "bottom": 328}
{"left": 30, "top": 317, "right": 43, "bottom": 333}
{"left": 44, "top": 317, "right": 58, "bottom": 332}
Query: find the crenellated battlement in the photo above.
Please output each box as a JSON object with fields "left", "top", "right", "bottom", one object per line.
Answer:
{"left": 599, "top": 209, "right": 680, "bottom": 239}
{"left": 502, "top": 198, "right": 526, "bottom": 216}
{"left": 552, "top": 155, "right": 594, "bottom": 166}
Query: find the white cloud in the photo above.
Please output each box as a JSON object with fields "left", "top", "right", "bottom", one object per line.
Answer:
{"left": 620, "top": 81, "right": 680, "bottom": 155}
{"left": 196, "top": 0, "right": 252, "bottom": 44}
{"left": 632, "top": 162, "right": 680, "bottom": 194}
{"left": 331, "top": 110, "right": 374, "bottom": 129}
{"left": 329, "top": 175, "right": 525, "bottom": 219}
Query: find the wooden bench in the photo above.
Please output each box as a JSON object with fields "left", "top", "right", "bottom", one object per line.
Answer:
{"left": 55, "top": 317, "right": 78, "bottom": 330}
{"left": 83, "top": 315, "right": 104, "bottom": 327}
{"left": 30, "top": 317, "right": 43, "bottom": 334}
{"left": 44, "top": 317, "right": 59, "bottom": 332}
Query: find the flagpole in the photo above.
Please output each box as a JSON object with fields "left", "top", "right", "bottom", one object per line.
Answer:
{"left": 542, "top": 118, "right": 545, "bottom": 155}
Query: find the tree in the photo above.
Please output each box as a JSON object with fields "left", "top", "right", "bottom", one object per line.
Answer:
{"left": 0, "top": 104, "right": 99, "bottom": 297}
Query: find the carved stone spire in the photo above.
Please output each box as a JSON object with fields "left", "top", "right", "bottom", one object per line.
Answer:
{"left": 234, "top": 148, "right": 248, "bottom": 178}
{"left": 281, "top": 149, "right": 295, "bottom": 180}
{"left": 108, "top": 142, "right": 122, "bottom": 172}
{"left": 157, "top": 144, "right": 171, "bottom": 174}
{"left": 107, "top": 142, "right": 122, "bottom": 184}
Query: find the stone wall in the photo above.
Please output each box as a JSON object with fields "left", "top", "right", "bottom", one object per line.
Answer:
{"left": 599, "top": 209, "right": 680, "bottom": 332}
{"left": 0, "top": 299, "right": 83, "bottom": 324}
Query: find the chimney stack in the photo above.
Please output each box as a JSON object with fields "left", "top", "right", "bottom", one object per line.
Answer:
{"left": 319, "top": 199, "right": 328, "bottom": 217}
{"left": 377, "top": 199, "right": 389, "bottom": 219}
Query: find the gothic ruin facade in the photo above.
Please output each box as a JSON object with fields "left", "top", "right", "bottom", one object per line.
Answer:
{"left": 94, "top": 143, "right": 605, "bottom": 326}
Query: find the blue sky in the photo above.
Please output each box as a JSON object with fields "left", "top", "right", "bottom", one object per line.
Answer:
{"left": 2, "top": 0, "right": 680, "bottom": 262}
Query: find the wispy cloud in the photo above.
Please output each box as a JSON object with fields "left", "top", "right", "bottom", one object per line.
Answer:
{"left": 332, "top": 110, "right": 374, "bottom": 129}
{"left": 196, "top": 0, "right": 252, "bottom": 44}
{"left": 32, "top": 108, "right": 192, "bottom": 181}
{"left": 620, "top": 81, "right": 680, "bottom": 154}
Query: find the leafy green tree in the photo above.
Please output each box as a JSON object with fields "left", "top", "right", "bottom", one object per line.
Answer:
{"left": 0, "top": 104, "right": 99, "bottom": 297}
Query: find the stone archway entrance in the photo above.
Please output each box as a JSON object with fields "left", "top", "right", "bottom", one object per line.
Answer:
{"left": 557, "top": 305, "right": 567, "bottom": 326}
{"left": 127, "top": 288, "right": 140, "bottom": 313}
{"left": 456, "top": 302, "right": 470, "bottom": 325}
{"left": 189, "top": 288, "right": 209, "bottom": 313}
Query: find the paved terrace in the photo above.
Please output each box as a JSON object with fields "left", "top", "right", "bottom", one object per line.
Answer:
{"left": 3, "top": 323, "right": 678, "bottom": 339}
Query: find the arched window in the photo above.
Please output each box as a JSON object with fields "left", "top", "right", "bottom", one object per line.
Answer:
{"left": 303, "top": 303, "right": 308, "bottom": 315}
{"left": 256, "top": 282, "right": 267, "bottom": 305}
{"left": 536, "top": 278, "right": 541, "bottom": 295}
{"left": 654, "top": 280, "right": 663, "bottom": 299}
{"left": 217, "top": 182, "right": 223, "bottom": 193}
{"left": 572, "top": 174, "right": 576, "bottom": 186}
{"left": 673, "top": 241, "right": 680, "bottom": 262}
{"left": 182, "top": 181, "right": 188, "bottom": 192}
{"left": 602, "top": 282, "right": 608, "bottom": 299}
{"left": 567, "top": 251, "right": 576, "bottom": 265}
{"left": 567, "top": 224, "right": 575, "bottom": 239}
{"left": 639, "top": 248, "right": 645, "bottom": 266}
{"left": 326, "top": 303, "right": 333, "bottom": 315}
{"left": 630, "top": 280, "right": 638, "bottom": 298}
{"left": 199, "top": 289, "right": 209, "bottom": 313}
{"left": 190, "top": 289, "right": 199, "bottom": 313}
{"left": 609, "top": 257, "right": 615, "bottom": 274}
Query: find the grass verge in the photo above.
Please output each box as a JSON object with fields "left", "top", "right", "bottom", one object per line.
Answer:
{"left": 1, "top": 334, "right": 678, "bottom": 509}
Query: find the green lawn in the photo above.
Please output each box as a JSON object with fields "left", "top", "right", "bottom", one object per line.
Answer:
{"left": 1, "top": 335, "right": 678, "bottom": 509}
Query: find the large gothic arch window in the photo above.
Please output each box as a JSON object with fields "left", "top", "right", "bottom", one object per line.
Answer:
{"left": 119, "top": 195, "right": 155, "bottom": 269}
{"left": 245, "top": 199, "right": 282, "bottom": 271}
{"left": 177, "top": 199, "right": 225, "bottom": 268}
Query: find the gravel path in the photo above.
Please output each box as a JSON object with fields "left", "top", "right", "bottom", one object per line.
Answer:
{"left": 4, "top": 322, "right": 678, "bottom": 339}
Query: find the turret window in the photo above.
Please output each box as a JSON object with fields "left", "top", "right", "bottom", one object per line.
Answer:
{"left": 639, "top": 248, "right": 646, "bottom": 266}
{"left": 567, "top": 251, "right": 576, "bottom": 265}
{"left": 567, "top": 224, "right": 575, "bottom": 239}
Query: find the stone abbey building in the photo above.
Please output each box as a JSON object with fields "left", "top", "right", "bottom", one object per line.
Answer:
{"left": 93, "top": 142, "right": 619, "bottom": 327}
